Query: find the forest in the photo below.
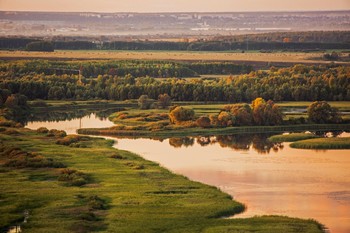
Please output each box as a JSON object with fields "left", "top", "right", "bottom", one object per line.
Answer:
{"left": 0, "top": 31, "right": 349, "bottom": 51}
{"left": 0, "top": 60, "right": 253, "bottom": 78}
{"left": 0, "top": 61, "right": 349, "bottom": 103}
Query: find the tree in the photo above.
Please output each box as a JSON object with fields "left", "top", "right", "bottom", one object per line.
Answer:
{"left": 196, "top": 116, "right": 211, "bottom": 128}
{"left": 157, "top": 93, "right": 172, "bottom": 109}
{"left": 138, "top": 95, "right": 155, "bottom": 109}
{"left": 225, "top": 104, "right": 253, "bottom": 126}
{"left": 169, "top": 106, "right": 195, "bottom": 124}
{"left": 217, "top": 111, "right": 235, "bottom": 127}
{"left": 4, "top": 94, "right": 28, "bottom": 109}
{"left": 307, "top": 101, "right": 342, "bottom": 123}
{"left": 251, "top": 98, "right": 283, "bottom": 126}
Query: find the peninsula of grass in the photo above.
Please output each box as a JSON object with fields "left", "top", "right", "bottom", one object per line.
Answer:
{"left": 268, "top": 133, "right": 320, "bottom": 143}
{"left": 290, "top": 137, "right": 350, "bottom": 149}
{"left": 78, "top": 124, "right": 350, "bottom": 139}
{"left": 0, "top": 127, "right": 325, "bottom": 233}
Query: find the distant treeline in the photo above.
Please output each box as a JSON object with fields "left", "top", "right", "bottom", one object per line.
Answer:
{"left": 1, "top": 64, "right": 349, "bottom": 102}
{"left": 213, "top": 31, "right": 350, "bottom": 43}
{"left": 1, "top": 31, "right": 349, "bottom": 51}
{"left": 0, "top": 60, "right": 253, "bottom": 77}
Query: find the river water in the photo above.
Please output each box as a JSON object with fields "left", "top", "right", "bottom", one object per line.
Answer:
{"left": 25, "top": 114, "right": 350, "bottom": 233}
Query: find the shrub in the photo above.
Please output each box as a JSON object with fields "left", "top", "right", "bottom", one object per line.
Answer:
{"left": 110, "top": 153, "right": 125, "bottom": 159}
{"left": 169, "top": 106, "right": 195, "bottom": 124}
{"left": 58, "top": 168, "right": 89, "bottom": 186}
{"left": 217, "top": 111, "right": 235, "bottom": 127}
{"left": 47, "top": 129, "right": 67, "bottom": 138}
{"left": 87, "top": 195, "right": 107, "bottom": 210}
{"left": 56, "top": 135, "right": 88, "bottom": 146}
{"left": 37, "top": 127, "right": 49, "bottom": 134}
{"left": 196, "top": 116, "right": 211, "bottom": 128}
{"left": 2, "top": 147, "right": 65, "bottom": 169}
{"left": 209, "top": 114, "right": 219, "bottom": 126}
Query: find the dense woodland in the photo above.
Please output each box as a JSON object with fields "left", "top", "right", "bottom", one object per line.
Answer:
{"left": 0, "top": 60, "right": 253, "bottom": 78}
{"left": 0, "top": 61, "right": 349, "bottom": 103}
{"left": 1, "top": 31, "right": 349, "bottom": 51}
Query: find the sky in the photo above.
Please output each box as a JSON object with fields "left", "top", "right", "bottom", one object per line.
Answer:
{"left": 0, "top": 0, "right": 350, "bottom": 13}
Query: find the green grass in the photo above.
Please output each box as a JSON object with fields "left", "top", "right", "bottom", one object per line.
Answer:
{"left": 290, "top": 137, "right": 350, "bottom": 149}
{"left": 0, "top": 127, "right": 325, "bottom": 233}
{"left": 268, "top": 133, "right": 320, "bottom": 143}
{"left": 79, "top": 124, "right": 350, "bottom": 139}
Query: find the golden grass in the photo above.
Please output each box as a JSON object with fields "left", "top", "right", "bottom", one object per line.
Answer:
{"left": 1, "top": 50, "right": 348, "bottom": 64}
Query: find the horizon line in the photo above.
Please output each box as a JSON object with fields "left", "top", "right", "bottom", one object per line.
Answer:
{"left": 1, "top": 9, "right": 350, "bottom": 14}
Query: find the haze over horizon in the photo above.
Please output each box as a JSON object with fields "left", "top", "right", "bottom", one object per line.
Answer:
{"left": 1, "top": 0, "right": 349, "bottom": 13}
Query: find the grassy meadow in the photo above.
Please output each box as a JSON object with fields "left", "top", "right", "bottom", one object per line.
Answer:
{"left": 0, "top": 127, "right": 325, "bottom": 233}
{"left": 0, "top": 50, "right": 346, "bottom": 65}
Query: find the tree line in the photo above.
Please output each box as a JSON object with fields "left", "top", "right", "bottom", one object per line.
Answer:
{"left": 1, "top": 31, "right": 349, "bottom": 51}
{"left": 0, "top": 64, "right": 349, "bottom": 102}
{"left": 0, "top": 60, "right": 253, "bottom": 78}
{"left": 214, "top": 31, "right": 350, "bottom": 43}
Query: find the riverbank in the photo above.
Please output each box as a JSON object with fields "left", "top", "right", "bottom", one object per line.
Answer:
{"left": 0, "top": 126, "right": 325, "bottom": 232}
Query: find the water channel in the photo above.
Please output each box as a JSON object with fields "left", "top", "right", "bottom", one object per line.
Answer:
{"left": 25, "top": 112, "right": 350, "bottom": 233}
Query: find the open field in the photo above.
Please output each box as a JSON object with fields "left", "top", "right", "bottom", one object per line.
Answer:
{"left": 1, "top": 50, "right": 349, "bottom": 66}
{"left": 0, "top": 127, "right": 325, "bottom": 233}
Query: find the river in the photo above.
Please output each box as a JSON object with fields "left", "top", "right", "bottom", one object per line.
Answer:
{"left": 25, "top": 113, "right": 350, "bottom": 233}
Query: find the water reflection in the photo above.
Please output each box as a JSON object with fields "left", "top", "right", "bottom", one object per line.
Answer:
{"left": 163, "top": 131, "right": 349, "bottom": 154}
{"left": 25, "top": 108, "right": 119, "bottom": 124}
{"left": 113, "top": 133, "right": 350, "bottom": 233}
{"left": 25, "top": 109, "right": 117, "bottom": 134}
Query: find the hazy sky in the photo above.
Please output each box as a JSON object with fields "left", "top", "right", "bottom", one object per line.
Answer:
{"left": 1, "top": 0, "right": 350, "bottom": 12}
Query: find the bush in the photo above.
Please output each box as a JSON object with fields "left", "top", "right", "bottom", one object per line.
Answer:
{"left": 56, "top": 135, "right": 89, "bottom": 146}
{"left": 58, "top": 168, "right": 89, "bottom": 186}
{"left": 169, "top": 106, "right": 195, "bottom": 124}
{"left": 37, "top": 127, "right": 49, "bottom": 134}
{"left": 47, "top": 129, "right": 67, "bottom": 138}
{"left": 2, "top": 147, "right": 65, "bottom": 169}
{"left": 110, "top": 153, "right": 125, "bottom": 159}
{"left": 87, "top": 195, "right": 107, "bottom": 210}
{"left": 196, "top": 116, "right": 211, "bottom": 128}
{"left": 217, "top": 111, "right": 235, "bottom": 127}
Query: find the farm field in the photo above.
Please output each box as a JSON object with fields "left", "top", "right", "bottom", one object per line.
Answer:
{"left": 1, "top": 50, "right": 349, "bottom": 65}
